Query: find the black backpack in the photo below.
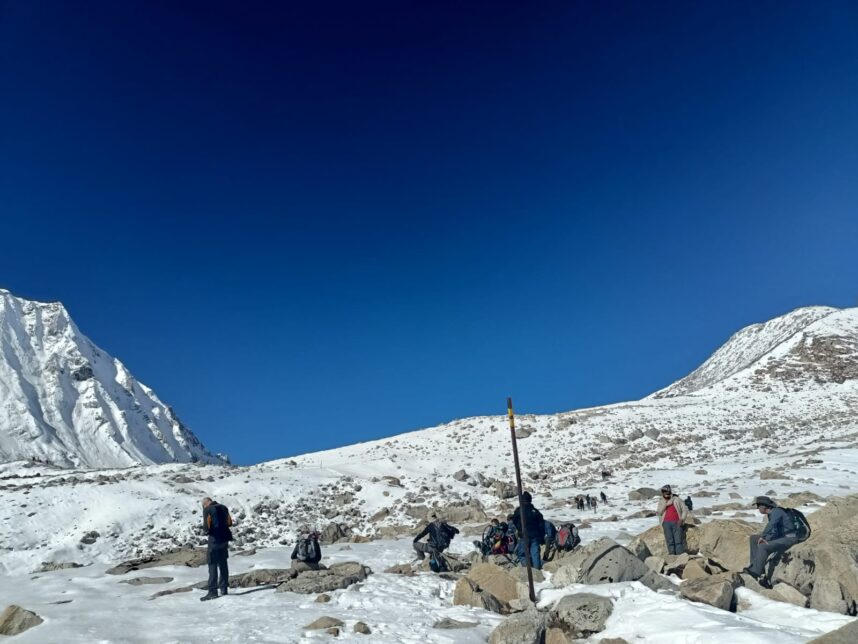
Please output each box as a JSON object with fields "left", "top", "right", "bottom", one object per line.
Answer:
{"left": 785, "top": 508, "right": 811, "bottom": 542}
{"left": 210, "top": 503, "right": 233, "bottom": 541}
{"left": 295, "top": 536, "right": 319, "bottom": 561}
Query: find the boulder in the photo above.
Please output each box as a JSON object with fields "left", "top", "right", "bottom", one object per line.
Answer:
{"left": 628, "top": 488, "right": 660, "bottom": 501}
{"left": 680, "top": 572, "right": 741, "bottom": 612}
{"left": 315, "top": 594, "right": 331, "bottom": 603}
{"left": 644, "top": 556, "right": 665, "bottom": 574}
{"left": 695, "top": 520, "right": 759, "bottom": 572}
{"left": 629, "top": 524, "right": 700, "bottom": 559}
{"left": 545, "top": 627, "right": 573, "bottom": 644}
{"left": 453, "top": 577, "right": 506, "bottom": 614}
{"left": 276, "top": 562, "right": 370, "bottom": 594}
{"left": 353, "top": 621, "right": 371, "bottom": 634}
{"left": 106, "top": 548, "right": 207, "bottom": 575}
{"left": 808, "top": 620, "right": 858, "bottom": 643}
{"left": 771, "top": 494, "right": 858, "bottom": 615}
{"left": 771, "top": 583, "right": 807, "bottom": 607}
{"left": 304, "top": 616, "right": 344, "bottom": 630}
{"left": 453, "top": 469, "right": 469, "bottom": 481}
{"left": 551, "top": 593, "right": 613, "bottom": 636}
{"left": 488, "top": 609, "right": 548, "bottom": 644}
{"left": 681, "top": 560, "right": 709, "bottom": 580}
{"left": 0, "top": 605, "right": 43, "bottom": 636}
{"left": 494, "top": 481, "right": 518, "bottom": 500}
{"left": 468, "top": 563, "right": 543, "bottom": 605}
{"left": 385, "top": 563, "right": 416, "bottom": 576}
{"left": 578, "top": 539, "right": 650, "bottom": 585}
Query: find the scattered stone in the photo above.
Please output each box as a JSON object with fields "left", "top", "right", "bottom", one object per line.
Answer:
{"left": 453, "top": 577, "right": 506, "bottom": 614}
{"left": 551, "top": 593, "right": 613, "bottom": 636}
{"left": 0, "top": 605, "right": 44, "bottom": 636}
{"left": 106, "top": 548, "right": 207, "bottom": 574}
{"left": 326, "top": 626, "right": 340, "bottom": 636}
{"left": 628, "top": 487, "right": 660, "bottom": 501}
{"left": 488, "top": 608, "right": 548, "bottom": 644}
{"left": 315, "top": 594, "right": 332, "bottom": 603}
{"left": 433, "top": 618, "right": 479, "bottom": 629}
{"left": 35, "top": 561, "right": 84, "bottom": 572}
{"left": 467, "top": 562, "right": 543, "bottom": 605}
{"left": 276, "top": 562, "right": 371, "bottom": 594}
{"left": 681, "top": 560, "right": 709, "bottom": 580}
{"left": 384, "top": 563, "right": 416, "bottom": 576}
{"left": 80, "top": 530, "right": 100, "bottom": 545}
{"left": 680, "top": 572, "right": 741, "bottom": 612}
{"left": 304, "top": 616, "right": 344, "bottom": 630}
{"left": 353, "top": 621, "right": 371, "bottom": 634}
{"left": 120, "top": 576, "right": 174, "bottom": 586}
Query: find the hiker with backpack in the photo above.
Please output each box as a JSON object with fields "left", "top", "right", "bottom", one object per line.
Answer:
{"left": 743, "top": 496, "right": 808, "bottom": 588}
{"left": 542, "top": 519, "right": 558, "bottom": 561}
{"left": 291, "top": 528, "right": 323, "bottom": 571}
{"left": 600, "top": 491, "right": 608, "bottom": 505}
{"left": 657, "top": 484, "right": 689, "bottom": 555}
{"left": 413, "top": 513, "right": 459, "bottom": 572}
{"left": 512, "top": 491, "right": 545, "bottom": 570}
{"left": 200, "top": 497, "right": 234, "bottom": 601}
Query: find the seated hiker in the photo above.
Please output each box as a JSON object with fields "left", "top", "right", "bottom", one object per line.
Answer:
{"left": 657, "top": 484, "right": 689, "bottom": 555}
{"left": 413, "top": 513, "right": 459, "bottom": 572}
{"left": 291, "top": 528, "right": 322, "bottom": 571}
{"left": 512, "top": 491, "right": 545, "bottom": 570}
{"left": 542, "top": 519, "right": 558, "bottom": 561}
{"left": 743, "top": 496, "right": 804, "bottom": 587}
{"left": 475, "top": 518, "right": 501, "bottom": 556}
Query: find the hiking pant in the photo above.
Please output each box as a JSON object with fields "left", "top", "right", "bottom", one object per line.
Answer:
{"left": 413, "top": 541, "right": 440, "bottom": 560}
{"left": 748, "top": 534, "right": 798, "bottom": 577}
{"left": 516, "top": 539, "right": 543, "bottom": 570}
{"left": 662, "top": 521, "right": 686, "bottom": 555}
{"left": 207, "top": 543, "right": 229, "bottom": 594}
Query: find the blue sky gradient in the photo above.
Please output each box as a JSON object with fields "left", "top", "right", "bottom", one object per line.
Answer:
{"left": 1, "top": 1, "right": 857, "bottom": 464}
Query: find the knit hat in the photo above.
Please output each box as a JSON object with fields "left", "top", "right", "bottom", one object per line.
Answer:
{"left": 754, "top": 496, "right": 776, "bottom": 508}
{"left": 521, "top": 491, "right": 532, "bottom": 503}
{"left": 660, "top": 485, "right": 672, "bottom": 494}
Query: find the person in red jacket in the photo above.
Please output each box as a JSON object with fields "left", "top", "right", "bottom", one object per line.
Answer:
{"left": 657, "top": 485, "right": 689, "bottom": 555}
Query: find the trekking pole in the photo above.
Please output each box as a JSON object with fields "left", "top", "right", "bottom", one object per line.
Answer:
{"left": 507, "top": 397, "right": 537, "bottom": 603}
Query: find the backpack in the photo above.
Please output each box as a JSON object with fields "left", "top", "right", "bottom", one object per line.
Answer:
{"left": 429, "top": 552, "right": 448, "bottom": 573}
{"left": 209, "top": 503, "right": 233, "bottom": 541}
{"left": 785, "top": 508, "right": 811, "bottom": 542}
{"left": 556, "top": 524, "right": 579, "bottom": 551}
{"left": 295, "top": 536, "right": 317, "bottom": 561}
{"left": 435, "top": 524, "right": 456, "bottom": 551}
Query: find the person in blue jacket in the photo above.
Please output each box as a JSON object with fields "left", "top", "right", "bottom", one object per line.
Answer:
{"left": 743, "top": 496, "right": 799, "bottom": 587}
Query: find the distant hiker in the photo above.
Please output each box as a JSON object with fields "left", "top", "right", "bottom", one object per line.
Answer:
{"left": 577, "top": 496, "right": 585, "bottom": 512}
{"left": 413, "top": 513, "right": 459, "bottom": 572}
{"left": 657, "top": 485, "right": 688, "bottom": 555}
{"left": 573, "top": 477, "right": 578, "bottom": 487}
{"left": 684, "top": 496, "right": 693, "bottom": 512}
{"left": 586, "top": 495, "right": 592, "bottom": 510}
{"left": 512, "top": 491, "right": 545, "bottom": 570}
{"left": 600, "top": 491, "right": 608, "bottom": 505}
{"left": 201, "top": 497, "right": 233, "bottom": 601}
{"left": 591, "top": 498, "right": 598, "bottom": 512}
{"left": 743, "top": 496, "right": 806, "bottom": 588}
{"left": 291, "top": 528, "right": 322, "bottom": 571}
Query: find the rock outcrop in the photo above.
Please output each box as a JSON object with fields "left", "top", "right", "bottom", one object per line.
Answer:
{"left": 0, "top": 605, "right": 44, "bottom": 636}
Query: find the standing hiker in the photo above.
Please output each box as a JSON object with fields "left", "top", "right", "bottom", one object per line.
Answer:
{"left": 512, "top": 491, "right": 545, "bottom": 570}
{"left": 413, "top": 513, "right": 459, "bottom": 572}
{"left": 657, "top": 485, "right": 688, "bottom": 555}
{"left": 201, "top": 497, "right": 233, "bottom": 601}
{"left": 291, "top": 528, "right": 323, "bottom": 571}
{"left": 743, "top": 496, "right": 802, "bottom": 587}
{"left": 600, "top": 491, "right": 608, "bottom": 505}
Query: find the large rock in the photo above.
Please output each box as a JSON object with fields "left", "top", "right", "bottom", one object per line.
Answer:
{"left": 488, "top": 609, "right": 548, "bottom": 644}
{"left": 680, "top": 572, "right": 741, "bottom": 612}
{"left": 276, "top": 562, "right": 370, "bottom": 594}
{"left": 695, "top": 520, "right": 759, "bottom": 572}
{"left": 453, "top": 577, "right": 506, "bottom": 614}
{"left": 551, "top": 593, "right": 613, "bottom": 637}
{"left": 628, "top": 488, "right": 660, "bottom": 501}
{"left": 304, "top": 616, "right": 344, "bottom": 630}
{"left": 628, "top": 524, "right": 700, "bottom": 559}
{"left": 444, "top": 499, "right": 488, "bottom": 524}
{"left": 0, "top": 606, "right": 43, "bottom": 636}
{"left": 578, "top": 539, "right": 650, "bottom": 585}
{"left": 106, "top": 548, "right": 207, "bottom": 575}
{"left": 771, "top": 495, "right": 858, "bottom": 615}
{"left": 808, "top": 620, "right": 858, "bottom": 643}
{"left": 494, "top": 481, "right": 518, "bottom": 500}
{"left": 468, "top": 563, "right": 543, "bottom": 605}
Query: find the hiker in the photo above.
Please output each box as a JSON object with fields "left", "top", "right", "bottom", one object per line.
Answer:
{"left": 591, "top": 498, "right": 598, "bottom": 512}
{"left": 413, "top": 513, "right": 459, "bottom": 572}
{"left": 542, "top": 519, "right": 558, "bottom": 561}
{"left": 555, "top": 523, "right": 581, "bottom": 553}
{"left": 684, "top": 495, "right": 693, "bottom": 511}
{"left": 512, "top": 491, "right": 545, "bottom": 570}
{"left": 201, "top": 497, "right": 233, "bottom": 601}
{"left": 476, "top": 518, "right": 511, "bottom": 556}
{"left": 573, "top": 477, "right": 578, "bottom": 487}
{"left": 600, "top": 491, "right": 608, "bottom": 505}
{"left": 291, "top": 528, "right": 322, "bottom": 571}
{"left": 657, "top": 485, "right": 688, "bottom": 555}
{"left": 743, "top": 496, "right": 801, "bottom": 587}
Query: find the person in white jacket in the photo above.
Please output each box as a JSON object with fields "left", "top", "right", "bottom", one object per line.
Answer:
{"left": 657, "top": 485, "right": 689, "bottom": 555}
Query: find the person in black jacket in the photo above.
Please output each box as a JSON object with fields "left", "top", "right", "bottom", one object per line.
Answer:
{"left": 512, "top": 491, "right": 545, "bottom": 570}
{"left": 200, "top": 497, "right": 233, "bottom": 601}
{"left": 413, "top": 513, "right": 459, "bottom": 570}
{"left": 291, "top": 528, "right": 323, "bottom": 571}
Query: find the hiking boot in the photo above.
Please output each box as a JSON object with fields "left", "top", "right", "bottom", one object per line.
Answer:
{"left": 200, "top": 592, "right": 218, "bottom": 601}
{"left": 758, "top": 577, "right": 773, "bottom": 590}
{"left": 219, "top": 589, "right": 228, "bottom": 596}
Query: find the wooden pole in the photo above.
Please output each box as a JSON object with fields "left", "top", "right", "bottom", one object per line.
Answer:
{"left": 508, "top": 397, "right": 536, "bottom": 603}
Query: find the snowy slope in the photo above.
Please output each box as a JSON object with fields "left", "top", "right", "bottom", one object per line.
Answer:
{"left": 0, "top": 289, "right": 225, "bottom": 467}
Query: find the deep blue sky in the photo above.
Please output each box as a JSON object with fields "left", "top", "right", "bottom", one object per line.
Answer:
{"left": 1, "top": 2, "right": 857, "bottom": 464}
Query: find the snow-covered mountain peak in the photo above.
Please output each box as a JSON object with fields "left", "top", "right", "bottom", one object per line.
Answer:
{"left": 652, "top": 305, "right": 847, "bottom": 398}
{"left": 0, "top": 289, "right": 225, "bottom": 468}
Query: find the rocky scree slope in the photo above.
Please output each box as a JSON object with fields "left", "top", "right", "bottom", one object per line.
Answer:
{"left": 0, "top": 289, "right": 225, "bottom": 468}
